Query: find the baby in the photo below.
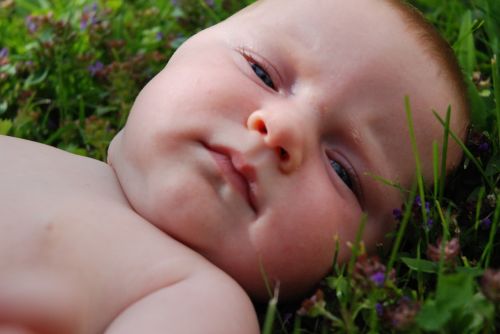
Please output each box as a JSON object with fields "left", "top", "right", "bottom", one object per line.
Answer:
{"left": 0, "top": 0, "right": 469, "bottom": 333}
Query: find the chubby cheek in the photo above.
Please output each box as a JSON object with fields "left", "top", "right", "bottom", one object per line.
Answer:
{"left": 254, "top": 184, "right": 362, "bottom": 292}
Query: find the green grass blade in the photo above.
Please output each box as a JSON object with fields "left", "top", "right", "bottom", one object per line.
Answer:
{"left": 405, "top": 96, "right": 429, "bottom": 226}
{"left": 387, "top": 182, "right": 418, "bottom": 273}
{"left": 261, "top": 284, "right": 279, "bottom": 334}
{"left": 433, "top": 111, "right": 496, "bottom": 191}
{"left": 480, "top": 195, "right": 500, "bottom": 268}
{"left": 347, "top": 213, "right": 367, "bottom": 276}
{"left": 492, "top": 55, "right": 500, "bottom": 144}
{"left": 438, "top": 107, "right": 451, "bottom": 202}
{"left": 433, "top": 141, "right": 439, "bottom": 200}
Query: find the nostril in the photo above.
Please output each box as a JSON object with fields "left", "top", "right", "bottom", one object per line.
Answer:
{"left": 256, "top": 119, "right": 267, "bottom": 134}
{"left": 277, "top": 147, "right": 289, "bottom": 161}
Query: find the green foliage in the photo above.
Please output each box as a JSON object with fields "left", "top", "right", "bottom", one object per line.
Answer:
{"left": 0, "top": 0, "right": 249, "bottom": 160}
{"left": 0, "top": 0, "right": 499, "bottom": 333}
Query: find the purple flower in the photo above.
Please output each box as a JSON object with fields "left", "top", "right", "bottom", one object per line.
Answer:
{"left": 81, "top": 3, "right": 98, "bottom": 30}
{"left": 25, "top": 16, "right": 38, "bottom": 33}
{"left": 156, "top": 32, "right": 164, "bottom": 41}
{"left": 425, "top": 201, "right": 430, "bottom": 213}
{"left": 370, "top": 271, "right": 385, "bottom": 287}
{"left": 87, "top": 61, "right": 104, "bottom": 76}
{"left": 478, "top": 142, "right": 489, "bottom": 152}
{"left": 0, "top": 47, "right": 8, "bottom": 58}
{"left": 392, "top": 208, "right": 403, "bottom": 221}
{"left": 427, "top": 218, "right": 434, "bottom": 228}
{"left": 481, "top": 217, "right": 492, "bottom": 230}
{"left": 80, "top": 19, "right": 88, "bottom": 30}
{"left": 375, "top": 303, "right": 384, "bottom": 316}
{"left": 205, "top": 0, "right": 214, "bottom": 6}
{"left": 415, "top": 195, "right": 421, "bottom": 207}
{"left": 171, "top": 0, "right": 179, "bottom": 6}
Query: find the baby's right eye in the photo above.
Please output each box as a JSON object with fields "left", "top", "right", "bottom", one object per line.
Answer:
{"left": 329, "top": 159, "right": 354, "bottom": 191}
{"left": 249, "top": 61, "right": 276, "bottom": 90}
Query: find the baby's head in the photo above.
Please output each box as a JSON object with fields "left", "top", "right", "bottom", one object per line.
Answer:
{"left": 108, "top": 0, "right": 469, "bottom": 300}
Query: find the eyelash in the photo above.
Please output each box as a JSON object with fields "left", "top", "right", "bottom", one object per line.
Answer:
{"left": 327, "top": 154, "right": 358, "bottom": 195}
{"left": 240, "top": 50, "right": 277, "bottom": 91}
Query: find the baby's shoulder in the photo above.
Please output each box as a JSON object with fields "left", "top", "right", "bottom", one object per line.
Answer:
{"left": 106, "top": 262, "right": 260, "bottom": 334}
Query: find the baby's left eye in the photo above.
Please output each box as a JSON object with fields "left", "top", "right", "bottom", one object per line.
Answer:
{"left": 330, "top": 159, "right": 354, "bottom": 190}
{"left": 250, "top": 61, "right": 276, "bottom": 90}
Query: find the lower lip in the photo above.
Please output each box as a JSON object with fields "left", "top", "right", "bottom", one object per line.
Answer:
{"left": 208, "top": 150, "right": 254, "bottom": 210}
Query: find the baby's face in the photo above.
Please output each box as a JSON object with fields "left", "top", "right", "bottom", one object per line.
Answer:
{"left": 109, "top": 0, "right": 463, "bottom": 299}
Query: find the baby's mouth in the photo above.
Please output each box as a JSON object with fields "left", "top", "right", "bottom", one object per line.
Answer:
{"left": 204, "top": 143, "right": 258, "bottom": 213}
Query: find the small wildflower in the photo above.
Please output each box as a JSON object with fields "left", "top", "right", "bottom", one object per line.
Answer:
{"left": 297, "top": 289, "right": 324, "bottom": 316}
{"left": 354, "top": 255, "right": 395, "bottom": 290}
{"left": 426, "top": 237, "right": 460, "bottom": 263}
{"left": 87, "top": 61, "right": 104, "bottom": 76}
{"left": 478, "top": 142, "right": 489, "bottom": 152}
{"left": 385, "top": 297, "right": 420, "bottom": 331}
{"left": 0, "top": 47, "right": 8, "bottom": 58}
{"left": 370, "top": 271, "right": 386, "bottom": 287}
{"left": 81, "top": 3, "right": 99, "bottom": 30}
{"left": 468, "top": 130, "right": 491, "bottom": 156}
{"left": 425, "top": 201, "right": 430, "bottom": 213}
{"left": 481, "top": 217, "right": 492, "bottom": 230}
{"left": 415, "top": 195, "right": 421, "bottom": 207}
{"left": 392, "top": 208, "right": 403, "bottom": 221}
{"left": 426, "top": 218, "right": 434, "bottom": 229}
{"left": 481, "top": 268, "right": 500, "bottom": 302}
{"left": 156, "top": 31, "right": 164, "bottom": 41}
{"left": 205, "top": 0, "right": 215, "bottom": 6}
{"left": 375, "top": 303, "right": 384, "bottom": 317}
{"left": 25, "top": 16, "right": 38, "bottom": 33}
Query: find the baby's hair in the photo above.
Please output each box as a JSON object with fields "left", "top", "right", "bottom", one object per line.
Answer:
{"left": 385, "top": 0, "right": 470, "bottom": 119}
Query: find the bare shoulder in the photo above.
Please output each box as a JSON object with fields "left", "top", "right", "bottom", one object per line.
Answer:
{"left": 105, "top": 265, "right": 260, "bottom": 334}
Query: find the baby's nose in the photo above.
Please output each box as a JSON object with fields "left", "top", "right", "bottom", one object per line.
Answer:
{"left": 247, "top": 111, "right": 304, "bottom": 174}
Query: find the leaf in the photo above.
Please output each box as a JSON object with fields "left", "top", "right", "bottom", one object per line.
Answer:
{"left": 0, "top": 119, "right": 12, "bottom": 135}
{"left": 455, "top": 266, "right": 484, "bottom": 277}
{"left": 417, "top": 272, "right": 477, "bottom": 331}
{"left": 462, "top": 293, "right": 495, "bottom": 333}
{"left": 416, "top": 299, "right": 451, "bottom": 331}
{"left": 23, "top": 69, "right": 49, "bottom": 89}
{"left": 401, "top": 257, "right": 438, "bottom": 273}
{"left": 455, "top": 10, "right": 477, "bottom": 75}
{"left": 485, "top": 152, "right": 500, "bottom": 177}
{"left": 326, "top": 275, "right": 350, "bottom": 305}
{"left": 436, "top": 273, "right": 474, "bottom": 309}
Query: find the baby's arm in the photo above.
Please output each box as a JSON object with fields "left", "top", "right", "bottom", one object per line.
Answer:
{"left": 105, "top": 270, "right": 260, "bottom": 334}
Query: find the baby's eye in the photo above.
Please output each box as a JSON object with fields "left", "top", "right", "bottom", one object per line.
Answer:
{"left": 330, "top": 159, "right": 354, "bottom": 190}
{"left": 250, "top": 61, "right": 276, "bottom": 90}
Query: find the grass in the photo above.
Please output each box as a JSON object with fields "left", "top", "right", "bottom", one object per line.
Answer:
{"left": 0, "top": 0, "right": 498, "bottom": 332}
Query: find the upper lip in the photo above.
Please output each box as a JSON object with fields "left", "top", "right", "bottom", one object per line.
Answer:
{"left": 203, "top": 142, "right": 258, "bottom": 213}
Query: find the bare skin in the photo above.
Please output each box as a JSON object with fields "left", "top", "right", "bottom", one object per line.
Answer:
{"left": 0, "top": 136, "right": 259, "bottom": 334}
{"left": 0, "top": 0, "right": 467, "bottom": 332}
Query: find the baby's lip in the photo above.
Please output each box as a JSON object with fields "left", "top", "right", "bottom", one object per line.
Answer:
{"left": 204, "top": 143, "right": 258, "bottom": 213}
